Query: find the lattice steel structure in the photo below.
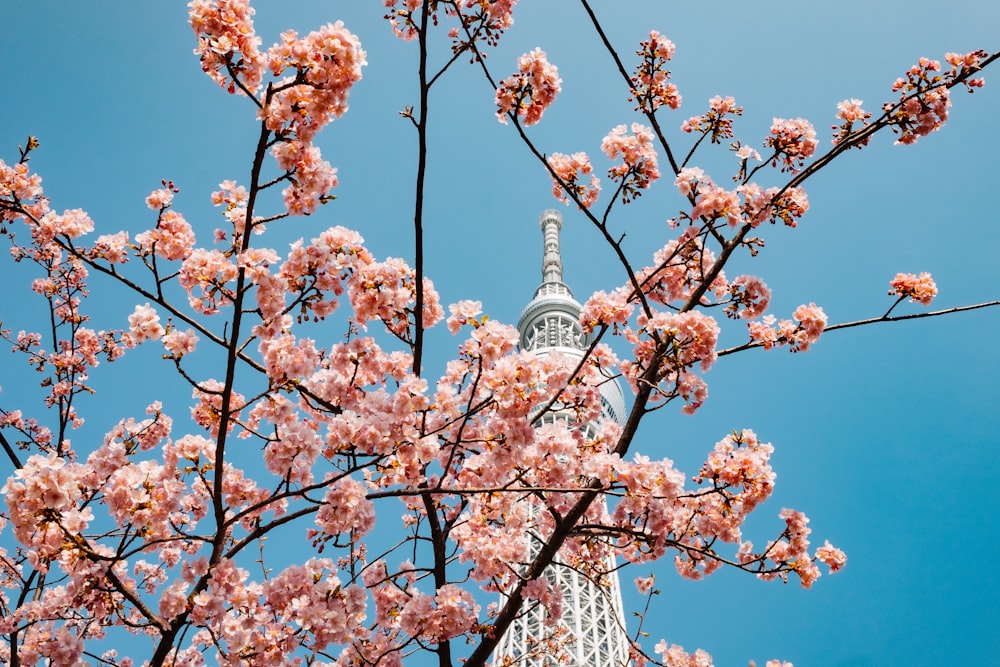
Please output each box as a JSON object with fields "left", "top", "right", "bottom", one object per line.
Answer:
{"left": 490, "top": 210, "right": 630, "bottom": 666}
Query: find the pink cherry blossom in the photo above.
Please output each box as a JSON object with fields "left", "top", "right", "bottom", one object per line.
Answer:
{"left": 748, "top": 303, "right": 827, "bottom": 352}
{"left": 145, "top": 187, "right": 174, "bottom": 210}
{"left": 634, "top": 574, "right": 656, "bottom": 594}
{"left": 631, "top": 31, "right": 681, "bottom": 113}
{"left": 734, "top": 144, "right": 762, "bottom": 161}
{"left": 270, "top": 140, "right": 339, "bottom": 215}
{"left": 790, "top": 302, "right": 827, "bottom": 351}
{"left": 602, "top": 123, "right": 660, "bottom": 202}
{"left": 546, "top": 151, "right": 600, "bottom": 208}
{"left": 135, "top": 209, "right": 196, "bottom": 261}
{"left": 127, "top": 303, "right": 165, "bottom": 343}
{"left": 263, "top": 22, "right": 367, "bottom": 142}
{"left": 189, "top": 0, "right": 265, "bottom": 95}
{"left": 446, "top": 299, "right": 483, "bottom": 333}
{"left": 580, "top": 287, "right": 633, "bottom": 333}
{"left": 737, "top": 183, "right": 810, "bottom": 228}
{"left": 162, "top": 328, "right": 199, "bottom": 358}
{"left": 654, "top": 640, "right": 714, "bottom": 667}
{"left": 399, "top": 583, "right": 480, "bottom": 642}
{"left": 37, "top": 208, "right": 94, "bottom": 241}
{"left": 178, "top": 248, "right": 239, "bottom": 314}
{"left": 831, "top": 98, "right": 872, "bottom": 146}
{"left": 727, "top": 275, "right": 771, "bottom": 319}
{"left": 815, "top": 540, "right": 848, "bottom": 573}
{"left": 888, "top": 271, "right": 937, "bottom": 305}
{"left": 383, "top": 0, "right": 423, "bottom": 40}
{"left": 681, "top": 95, "right": 743, "bottom": 142}
{"left": 764, "top": 117, "right": 818, "bottom": 172}
{"left": 88, "top": 231, "right": 130, "bottom": 264}
{"left": 882, "top": 53, "right": 988, "bottom": 144}
{"left": 496, "top": 48, "right": 561, "bottom": 126}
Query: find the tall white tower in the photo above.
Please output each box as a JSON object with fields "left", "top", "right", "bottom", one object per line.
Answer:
{"left": 491, "top": 210, "right": 630, "bottom": 666}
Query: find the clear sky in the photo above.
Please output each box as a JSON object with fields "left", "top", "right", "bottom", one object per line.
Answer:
{"left": 2, "top": 2, "right": 999, "bottom": 666}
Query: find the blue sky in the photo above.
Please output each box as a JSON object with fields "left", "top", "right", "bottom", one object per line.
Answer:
{"left": 2, "top": 2, "right": 999, "bottom": 666}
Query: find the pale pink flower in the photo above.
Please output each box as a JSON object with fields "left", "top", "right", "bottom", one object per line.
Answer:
{"left": 145, "top": 187, "right": 174, "bottom": 210}
{"left": 383, "top": 0, "right": 422, "bottom": 40}
{"left": 681, "top": 95, "right": 743, "bottom": 143}
{"left": 496, "top": 48, "right": 561, "bottom": 126}
{"left": 270, "top": 140, "right": 339, "bottom": 215}
{"left": 37, "top": 208, "right": 94, "bottom": 241}
{"left": 815, "top": 540, "right": 847, "bottom": 573}
{"left": 446, "top": 299, "right": 483, "bottom": 333}
{"left": 260, "top": 334, "right": 320, "bottom": 381}
{"left": 162, "top": 328, "right": 199, "bottom": 357}
{"left": 674, "top": 167, "right": 706, "bottom": 197}
{"left": 764, "top": 117, "right": 818, "bottom": 171}
{"left": 580, "top": 288, "right": 633, "bottom": 332}
{"left": 690, "top": 183, "right": 741, "bottom": 227}
{"left": 832, "top": 98, "right": 872, "bottom": 146}
{"left": 623, "top": 311, "right": 720, "bottom": 403}
{"left": 135, "top": 209, "right": 195, "bottom": 261}
{"left": 178, "top": 248, "right": 239, "bottom": 314}
{"left": 479, "top": 0, "right": 517, "bottom": 31}
{"left": 788, "top": 302, "right": 827, "bottom": 352}
{"left": 888, "top": 271, "right": 937, "bottom": 305}
{"left": 546, "top": 152, "right": 600, "bottom": 208}
{"left": 263, "top": 22, "right": 366, "bottom": 142}
{"left": 191, "top": 379, "right": 244, "bottom": 436}
{"left": 316, "top": 476, "right": 375, "bottom": 537}
{"left": 728, "top": 275, "right": 771, "bottom": 319}
{"left": 836, "top": 98, "right": 868, "bottom": 123}
{"left": 634, "top": 575, "right": 656, "bottom": 594}
{"left": 602, "top": 123, "right": 660, "bottom": 202}
{"left": 128, "top": 303, "right": 164, "bottom": 343}
{"left": 738, "top": 183, "right": 810, "bottom": 228}
{"left": 654, "top": 640, "right": 715, "bottom": 667}
{"left": 399, "top": 584, "right": 480, "bottom": 642}
{"left": 735, "top": 144, "right": 761, "bottom": 161}
{"left": 749, "top": 303, "right": 826, "bottom": 353}
{"left": 630, "top": 31, "right": 681, "bottom": 112}
{"left": 89, "top": 231, "right": 130, "bottom": 264}
{"left": 748, "top": 315, "right": 780, "bottom": 350}
{"left": 189, "top": 0, "right": 265, "bottom": 95}
{"left": 883, "top": 52, "right": 987, "bottom": 144}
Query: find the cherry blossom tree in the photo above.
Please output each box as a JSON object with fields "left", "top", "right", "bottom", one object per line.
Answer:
{"left": 0, "top": 2, "right": 997, "bottom": 666}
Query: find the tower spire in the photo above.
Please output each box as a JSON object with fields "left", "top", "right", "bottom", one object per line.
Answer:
{"left": 540, "top": 209, "right": 564, "bottom": 284}
{"left": 517, "top": 210, "right": 588, "bottom": 353}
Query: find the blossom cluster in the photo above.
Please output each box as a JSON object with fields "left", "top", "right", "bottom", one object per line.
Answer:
{"left": 888, "top": 271, "right": 937, "bottom": 305}
{"left": 884, "top": 51, "right": 986, "bottom": 145}
{"left": 496, "top": 48, "right": 561, "bottom": 126}
{"left": 263, "top": 22, "right": 367, "bottom": 142}
{"left": 764, "top": 117, "right": 818, "bottom": 172}
{"left": 135, "top": 186, "right": 195, "bottom": 261}
{"left": 681, "top": 95, "right": 743, "bottom": 143}
{"left": 747, "top": 303, "right": 828, "bottom": 352}
{"left": 546, "top": 151, "right": 600, "bottom": 208}
{"left": 831, "top": 98, "right": 872, "bottom": 147}
{"left": 602, "top": 123, "right": 660, "bottom": 203}
{"left": 674, "top": 168, "right": 810, "bottom": 229}
{"left": 630, "top": 30, "right": 682, "bottom": 113}
{"left": 189, "top": 4, "right": 365, "bottom": 217}
{"left": 382, "top": 0, "right": 519, "bottom": 44}
{"left": 189, "top": 0, "right": 265, "bottom": 95}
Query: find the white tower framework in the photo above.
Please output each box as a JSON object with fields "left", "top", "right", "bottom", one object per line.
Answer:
{"left": 491, "top": 210, "right": 630, "bottom": 666}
